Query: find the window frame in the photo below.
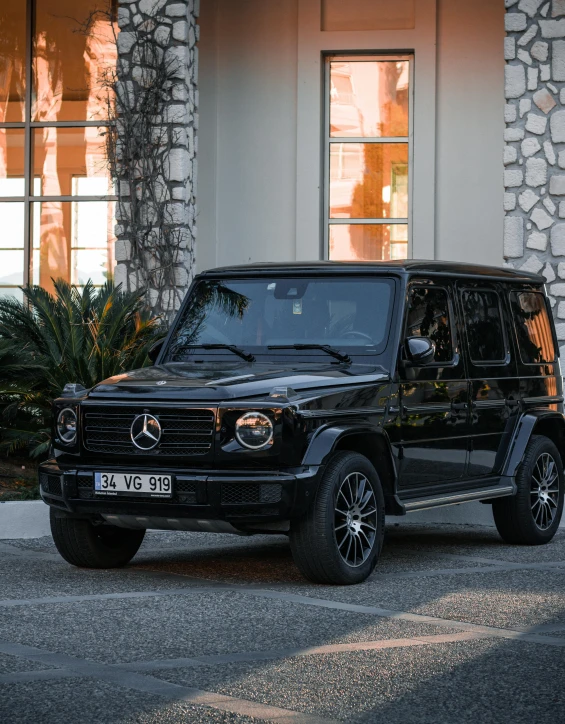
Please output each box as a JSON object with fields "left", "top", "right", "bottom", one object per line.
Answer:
{"left": 509, "top": 290, "right": 557, "bottom": 366}
{"left": 460, "top": 287, "right": 510, "bottom": 366}
{"left": 323, "top": 53, "right": 414, "bottom": 261}
{"left": 0, "top": 0, "right": 117, "bottom": 295}
{"left": 403, "top": 283, "right": 457, "bottom": 367}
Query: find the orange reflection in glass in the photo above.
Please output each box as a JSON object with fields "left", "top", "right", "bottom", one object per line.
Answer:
{"left": 0, "top": 4, "right": 26, "bottom": 122}
{"left": 32, "top": 199, "right": 115, "bottom": 293}
{"left": 32, "top": 0, "right": 117, "bottom": 122}
{"left": 329, "top": 224, "right": 407, "bottom": 261}
{"left": 33, "top": 127, "right": 110, "bottom": 196}
{"left": 330, "top": 143, "right": 408, "bottom": 219}
{"left": 0, "top": 129, "right": 25, "bottom": 196}
{"left": 330, "top": 61, "right": 409, "bottom": 138}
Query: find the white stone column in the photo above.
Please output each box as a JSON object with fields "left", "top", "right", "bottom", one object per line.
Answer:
{"left": 504, "top": 0, "right": 565, "bottom": 348}
{"left": 114, "top": 0, "right": 199, "bottom": 317}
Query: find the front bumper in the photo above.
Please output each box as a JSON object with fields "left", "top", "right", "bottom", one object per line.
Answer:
{"left": 39, "top": 460, "right": 322, "bottom": 527}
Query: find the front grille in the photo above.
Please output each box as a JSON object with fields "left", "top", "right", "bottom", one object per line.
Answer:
{"left": 39, "top": 472, "right": 62, "bottom": 497}
{"left": 83, "top": 406, "right": 215, "bottom": 457}
{"left": 221, "top": 483, "right": 282, "bottom": 505}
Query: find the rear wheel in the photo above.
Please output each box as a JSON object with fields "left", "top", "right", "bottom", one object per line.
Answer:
{"left": 50, "top": 510, "right": 145, "bottom": 568}
{"left": 290, "top": 451, "right": 385, "bottom": 584}
{"left": 493, "top": 435, "right": 564, "bottom": 545}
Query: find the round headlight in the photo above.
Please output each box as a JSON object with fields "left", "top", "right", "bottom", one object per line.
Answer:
{"left": 235, "top": 412, "right": 273, "bottom": 450}
{"left": 57, "top": 408, "right": 77, "bottom": 445}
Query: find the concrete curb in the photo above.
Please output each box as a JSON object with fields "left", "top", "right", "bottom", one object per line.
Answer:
{"left": 0, "top": 501, "right": 51, "bottom": 539}
{"left": 0, "top": 499, "right": 563, "bottom": 540}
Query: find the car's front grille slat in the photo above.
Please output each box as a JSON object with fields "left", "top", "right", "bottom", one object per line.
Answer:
{"left": 83, "top": 406, "right": 215, "bottom": 457}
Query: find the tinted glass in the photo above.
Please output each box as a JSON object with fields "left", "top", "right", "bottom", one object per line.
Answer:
{"left": 329, "top": 143, "right": 408, "bottom": 219}
{"left": 462, "top": 290, "right": 506, "bottom": 362}
{"left": 32, "top": 0, "right": 116, "bottom": 122}
{"left": 329, "top": 60, "right": 409, "bottom": 137}
{"left": 406, "top": 287, "right": 453, "bottom": 363}
{"left": 0, "top": 4, "right": 26, "bottom": 122}
{"left": 166, "top": 277, "right": 394, "bottom": 360}
{"left": 511, "top": 292, "right": 555, "bottom": 364}
{"left": 329, "top": 224, "right": 407, "bottom": 261}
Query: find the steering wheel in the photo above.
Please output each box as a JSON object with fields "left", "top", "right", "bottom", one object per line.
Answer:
{"left": 343, "top": 331, "right": 374, "bottom": 343}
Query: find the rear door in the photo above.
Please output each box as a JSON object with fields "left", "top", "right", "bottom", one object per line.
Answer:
{"left": 458, "top": 283, "right": 517, "bottom": 478}
{"left": 397, "top": 280, "right": 470, "bottom": 490}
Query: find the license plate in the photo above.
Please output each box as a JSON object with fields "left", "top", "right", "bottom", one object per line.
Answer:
{"left": 94, "top": 472, "right": 173, "bottom": 498}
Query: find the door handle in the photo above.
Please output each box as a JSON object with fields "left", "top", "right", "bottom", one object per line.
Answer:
{"left": 451, "top": 402, "right": 468, "bottom": 411}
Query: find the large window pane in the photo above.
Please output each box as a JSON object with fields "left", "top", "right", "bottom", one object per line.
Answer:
{"left": 0, "top": 129, "right": 25, "bottom": 195}
{"left": 0, "top": 287, "right": 24, "bottom": 302}
{"left": 0, "top": 250, "right": 25, "bottom": 285}
{"left": 0, "top": 201, "right": 24, "bottom": 248}
{"left": 32, "top": 199, "right": 115, "bottom": 292}
{"left": 33, "top": 126, "right": 110, "bottom": 196}
{"left": 32, "top": 0, "right": 117, "bottom": 122}
{"left": 0, "top": 4, "right": 27, "bottom": 122}
{"left": 329, "top": 143, "right": 408, "bottom": 219}
{"left": 330, "top": 60, "right": 409, "bottom": 138}
{"left": 329, "top": 224, "right": 407, "bottom": 261}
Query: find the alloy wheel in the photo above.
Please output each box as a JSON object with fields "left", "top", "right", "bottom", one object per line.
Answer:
{"left": 334, "top": 472, "right": 378, "bottom": 567}
{"left": 531, "top": 452, "right": 560, "bottom": 531}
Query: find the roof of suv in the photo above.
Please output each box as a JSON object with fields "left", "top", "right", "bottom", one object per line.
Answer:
{"left": 201, "top": 260, "right": 545, "bottom": 284}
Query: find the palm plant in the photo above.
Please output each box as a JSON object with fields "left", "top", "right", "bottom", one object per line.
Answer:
{"left": 0, "top": 279, "right": 163, "bottom": 458}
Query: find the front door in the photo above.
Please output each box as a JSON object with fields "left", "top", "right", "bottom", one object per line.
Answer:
{"left": 397, "top": 281, "right": 469, "bottom": 491}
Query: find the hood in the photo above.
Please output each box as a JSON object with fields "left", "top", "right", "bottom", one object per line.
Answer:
{"left": 87, "top": 360, "right": 390, "bottom": 402}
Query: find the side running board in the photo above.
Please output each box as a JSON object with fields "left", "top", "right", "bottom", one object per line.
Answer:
{"left": 401, "top": 482, "right": 515, "bottom": 513}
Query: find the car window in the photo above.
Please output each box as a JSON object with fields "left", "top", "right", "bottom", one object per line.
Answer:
{"left": 405, "top": 286, "right": 453, "bottom": 363}
{"left": 165, "top": 276, "right": 395, "bottom": 359}
{"left": 461, "top": 289, "right": 506, "bottom": 363}
{"left": 510, "top": 291, "right": 556, "bottom": 364}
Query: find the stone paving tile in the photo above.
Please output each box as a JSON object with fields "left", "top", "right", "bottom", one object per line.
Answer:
{"left": 0, "top": 557, "right": 202, "bottom": 601}
{"left": 0, "top": 592, "right": 462, "bottom": 665}
{"left": 0, "top": 678, "right": 258, "bottom": 724}
{"left": 274, "top": 569, "right": 565, "bottom": 630}
{"left": 385, "top": 525, "right": 565, "bottom": 564}
{"left": 0, "top": 653, "right": 58, "bottom": 675}
{"left": 149, "top": 639, "right": 565, "bottom": 724}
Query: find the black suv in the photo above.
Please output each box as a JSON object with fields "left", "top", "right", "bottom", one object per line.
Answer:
{"left": 40, "top": 261, "right": 565, "bottom": 584}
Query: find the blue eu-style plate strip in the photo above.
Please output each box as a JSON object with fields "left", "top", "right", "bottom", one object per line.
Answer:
{"left": 94, "top": 472, "right": 102, "bottom": 490}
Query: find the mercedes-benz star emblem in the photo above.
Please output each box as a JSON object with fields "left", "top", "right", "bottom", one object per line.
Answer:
{"left": 130, "top": 413, "right": 162, "bottom": 450}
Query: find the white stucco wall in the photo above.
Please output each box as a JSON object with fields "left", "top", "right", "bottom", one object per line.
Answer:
{"left": 435, "top": 0, "right": 505, "bottom": 266}
{"left": 197, "top": 0, "right": 505, "bottom": 271}
{"left": 197, "top": 0, "right": 298, "bottom": 272}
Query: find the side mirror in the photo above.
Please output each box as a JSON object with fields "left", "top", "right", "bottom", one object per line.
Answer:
{"left": 148, "top": 338, "right": 165, "bottom": 364}
{"left": 405, "top": 336, "right": 435, "bottom": 365}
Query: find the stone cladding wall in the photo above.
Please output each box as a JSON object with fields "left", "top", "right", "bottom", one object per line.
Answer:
{"left": 114, "top": 0, "right": 199, "bottom": 316}
{"left": 505, "top": 0, "right": 565, "bottom": 347}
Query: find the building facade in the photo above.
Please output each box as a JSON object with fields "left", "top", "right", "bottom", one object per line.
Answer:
{"left": 1, "top": 0, "right": 565, "bottom": 339}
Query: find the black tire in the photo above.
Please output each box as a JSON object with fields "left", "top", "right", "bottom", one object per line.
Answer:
{"left": 493, "top": 434, "right": 564, "bottom": 545}
{"left": 289, "top": 451, "right": 385, "bottom": 584}
{"left": 50, "top": 510, "right": 145, "bottom": 568}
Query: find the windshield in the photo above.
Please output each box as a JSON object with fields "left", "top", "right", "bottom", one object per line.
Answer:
{"left": 164, "top": 276, "right": 395, "bottom": 361}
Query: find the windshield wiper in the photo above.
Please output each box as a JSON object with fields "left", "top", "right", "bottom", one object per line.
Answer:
{"left": 172, "top": 344, "right": 255, "bottom": 363}
{"left": 267, "top": 344, "right": 351, "bottom": 364}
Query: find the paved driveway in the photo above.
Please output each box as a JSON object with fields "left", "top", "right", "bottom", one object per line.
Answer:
{"left": 1, "top": 522, "right": 564, "bottom": 723}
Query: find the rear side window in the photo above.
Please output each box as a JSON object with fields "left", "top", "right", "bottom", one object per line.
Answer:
{"left": 461, "top": 290, "right": 506, "bottom": 363}
{"left": 510, "top": 291, "right": 556, "bottom": 364}
{"left": 406, "top": 286, "right": 453, "bottom": 363}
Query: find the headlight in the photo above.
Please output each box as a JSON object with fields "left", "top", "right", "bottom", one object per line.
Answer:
{"left": 57, "top": 408, "right": 77, "bottom": 445}
{"left": 235, "top": 412, "right": 273, "bottom": 450}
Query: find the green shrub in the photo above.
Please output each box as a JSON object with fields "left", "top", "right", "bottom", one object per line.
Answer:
{"left": 0, "top": 280, "right": 163, "bottom": 458}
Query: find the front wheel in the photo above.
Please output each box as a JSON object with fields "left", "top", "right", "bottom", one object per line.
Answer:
{"left": 492, "top": 435, "right": 564, "bottom": 545}
{"left": 50, "top": 510, "right": 145, "bottom": 568}
{"left": 290, "top": 451, "right": 385, "bottom": 584}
